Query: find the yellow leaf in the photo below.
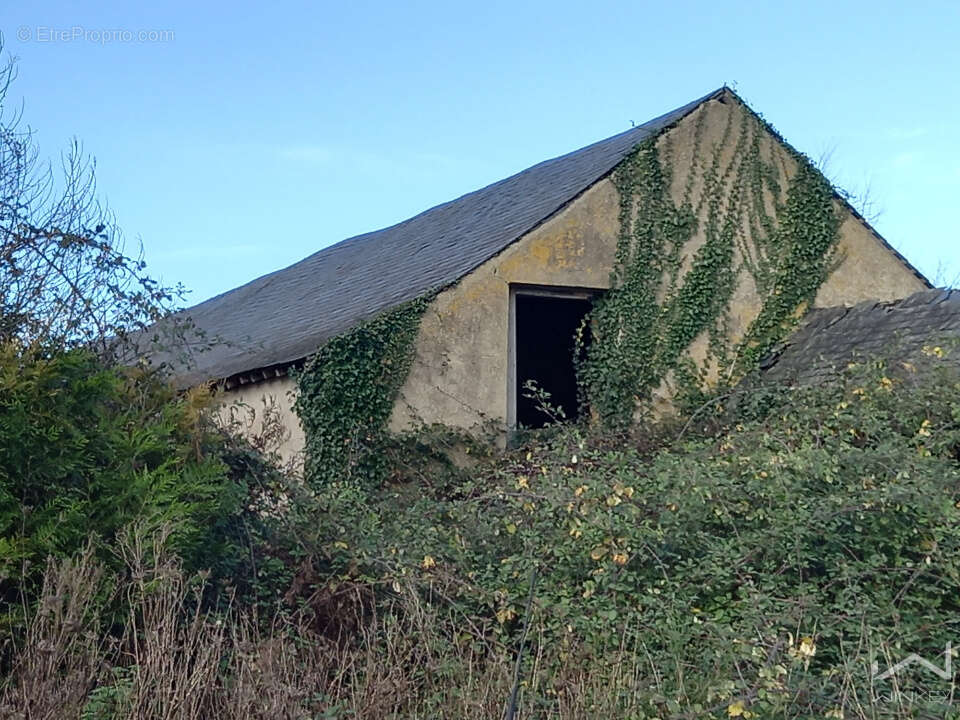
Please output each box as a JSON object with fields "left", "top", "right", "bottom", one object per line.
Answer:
{"left": 727, "top": 700, "right": 745, "bottom": 717}
{"left": 515, "top": 476, "right": 529, "bottom": 489}
{"left": 613, "top": 483, "right": 634, "bottom": 498}
{"left": 612, "top": 553, "right": 628, "bottom": 566}
{"left": 574, "top": 485, "right": 589, "bottom": 497}
{"left": 421, "top": 555, "right": 436, "bottom": 569}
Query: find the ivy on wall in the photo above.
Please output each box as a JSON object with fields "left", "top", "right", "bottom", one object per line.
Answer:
{"left": 736, "top": 162, "right": 841, "bottom": 369}
{"left": 578, "top": 101, "right": 842, "bottom": 428}
{"left": 294, "top": 295, "right": 430, "bottom": 488}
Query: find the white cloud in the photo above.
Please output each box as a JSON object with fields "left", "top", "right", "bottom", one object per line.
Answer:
{"left": 892, "top": 151, "right": 921, "bottom": 168}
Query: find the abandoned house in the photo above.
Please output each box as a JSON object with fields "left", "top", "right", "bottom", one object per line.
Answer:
{"left": 163, "top": 87, "right": 933, "bottom": 464}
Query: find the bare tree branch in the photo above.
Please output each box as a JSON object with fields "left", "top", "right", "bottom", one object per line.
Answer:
{"left": 0, "top": 38, "right": 204, "bottom": 365}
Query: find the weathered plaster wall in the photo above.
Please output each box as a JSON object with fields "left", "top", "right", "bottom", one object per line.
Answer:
{"left": 815, "top": 219, "right": 927, "bottom": 306}
{"left": 392, "top": 95, "right": 927, "bottom": 431}
{"left": 215, "top": 376, "right": 305, "bottom": 470}
{"left": 389, "top": 177, "right": 620, "bottom": 431}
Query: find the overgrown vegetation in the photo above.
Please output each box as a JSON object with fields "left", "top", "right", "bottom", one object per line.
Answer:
{"left": 6, "top": 355, "right": 960, "bottom": 718}
{"left": 294, "top": 295, "right": 432, "bottom": 490}
{"left": 0, "top": 42, "right": 281, "bottom": 681}
{"left": 579, "top": 104, "right": 842, "bottom": 427}
{"left": 0, "top": 348, "right": 236, "bottom": 596}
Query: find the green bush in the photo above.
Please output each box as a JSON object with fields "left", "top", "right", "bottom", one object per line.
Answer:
{"left": 0, "top": 344, "right": 254, "bottom": 613}
{"left": 296, "top": 355, "right": 960, "bottom": 716}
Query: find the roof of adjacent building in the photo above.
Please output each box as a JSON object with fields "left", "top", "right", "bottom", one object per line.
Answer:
{"left": 760, "top": 288, "right": 960, "bottom": 385}
{"left": 162, "top": 87, "right": 929, "bottom": 388}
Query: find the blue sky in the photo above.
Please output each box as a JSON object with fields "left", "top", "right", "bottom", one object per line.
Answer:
{"left": 2, "top": 1, "right": 958, "bottom": 304}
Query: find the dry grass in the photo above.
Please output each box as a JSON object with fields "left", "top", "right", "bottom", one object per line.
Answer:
{"left": 1, "top": 533, "right": 948, "bottom": 719}
{"left": 1, "top": 545, "right": 109, "bottom": 720}
{"left": 0, "top": 532, "right": 529, "bottom": 719}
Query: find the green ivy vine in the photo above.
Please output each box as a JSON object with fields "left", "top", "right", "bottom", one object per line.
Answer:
{"left": 735, "top": 161, "right": 841, "bottom": 368}
{"left": 294, "top": 295, "right": 431, "bottom": 488}
{"left": 578, "top": 100, "right": 842, "bottom": 428}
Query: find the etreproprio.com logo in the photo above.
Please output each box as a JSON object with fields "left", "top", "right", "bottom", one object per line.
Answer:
{"left": 18, "top": 25, "right": 175, "bottom": 44}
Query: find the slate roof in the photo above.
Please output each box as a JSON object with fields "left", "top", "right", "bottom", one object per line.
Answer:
{"left": 162, "top": 87, "right": 929, "bottom": 389}
{"left": 760, "top": 288, "right": 960, "bottom": 386}
{"left": 164, "top": 88, "right": 726, "bottom": 387}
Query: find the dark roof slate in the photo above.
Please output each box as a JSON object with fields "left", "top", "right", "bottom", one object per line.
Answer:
{"left": 166, "top": 89, "right": 726, "bottom": 387}
{"left": 761, "top": 288, "right": 960, "bottom": 385}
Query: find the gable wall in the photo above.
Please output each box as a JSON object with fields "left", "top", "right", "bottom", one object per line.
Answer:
{"left": 391, "top": 95, "right": 927, "bottom": 430}
{"left": 659, "top": 99, "right": 928, "bottom": 402}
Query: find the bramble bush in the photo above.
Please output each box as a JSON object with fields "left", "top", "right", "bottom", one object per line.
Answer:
{"left": 3, "top": 349, "right": 959, "bottom": 718}
{"left": 289, "top": 352, "right": 960, "bottom": 717}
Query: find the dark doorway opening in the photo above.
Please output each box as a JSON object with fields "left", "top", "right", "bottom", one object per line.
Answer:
{"left": 515, "top": 292, "right": 593, "bottom": 428}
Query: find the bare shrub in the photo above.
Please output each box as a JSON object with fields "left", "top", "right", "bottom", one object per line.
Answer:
{"left": 114, "top": 527, "right": 229, "bottom": 719}
{"left": 0, "top": 544, "right": 111, "bottom": 719}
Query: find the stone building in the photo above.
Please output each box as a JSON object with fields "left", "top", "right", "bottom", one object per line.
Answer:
{"left": 165, "top": 88, "right": 930, "bottom": 464}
